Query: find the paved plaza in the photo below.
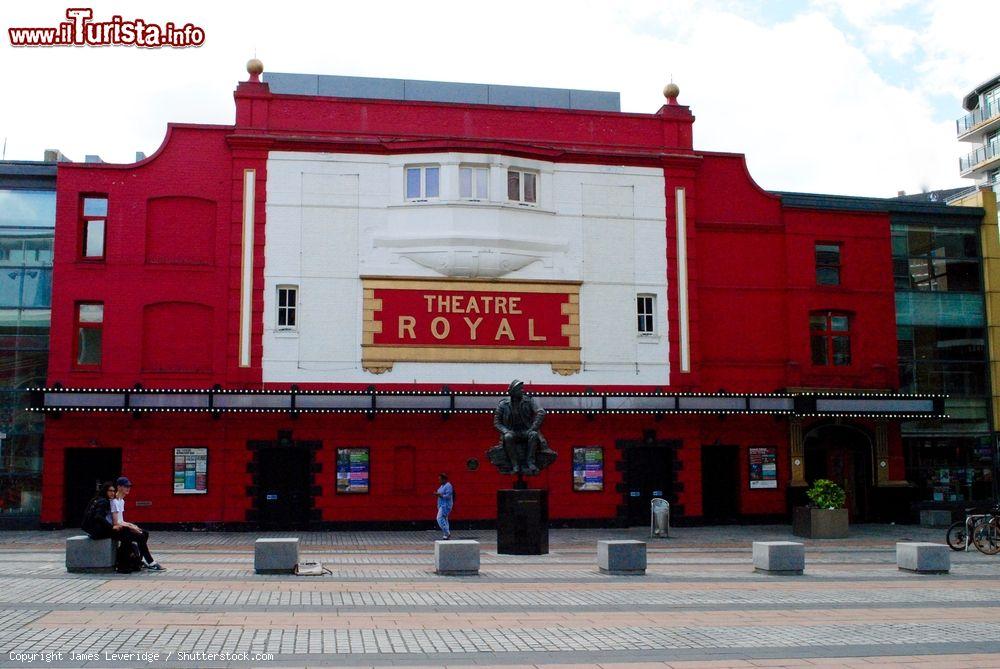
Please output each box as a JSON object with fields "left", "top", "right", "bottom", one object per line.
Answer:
{"left": 0, "top": 525, "right": 998, "bottom": 668}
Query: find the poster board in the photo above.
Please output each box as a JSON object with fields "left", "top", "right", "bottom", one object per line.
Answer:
{"left": 748, "top": 446, "right": 777, "bottom": 489}
{"left": 572, "top": 446, "right": 604, "bottom": 492}
{"left": 173, "top": 447, "right": 208, "bottom": 494}
{"left": 336, "top": 448, "right": 370, "bottom": 494}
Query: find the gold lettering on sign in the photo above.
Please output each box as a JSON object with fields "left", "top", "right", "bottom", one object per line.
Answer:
{"left": 398, "top": 316, "right": 416, "bottom": 339}
{"left": 464, "top": 317, "right": 483, "bottom": 340}
{"left": 430, "top": 317, "right": 450, "bottom": 340}
{"left": 528, "top": 318, "right": 546, "bottom": 341}
{"left": 495, "top": 318, "right": 514, "bottom": 341}
{"left": 509, "top": 297, "right": 522, "bottom": 314}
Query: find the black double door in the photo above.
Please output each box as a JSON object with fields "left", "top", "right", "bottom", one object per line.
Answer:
{"left": 256, "top": 447, "right": 311, "bottom": 530}
{"left": 64, "top": 448, "right": 121, "bottom": 526}
{"left": 625, "top": 446, "right": 674, "bottom": 525}
{"left": 701, "top": 445, "right": 740, "bottom": 523}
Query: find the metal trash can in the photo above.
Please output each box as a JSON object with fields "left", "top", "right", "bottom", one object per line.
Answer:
{"left": 650, "top": 498, "right": 670, "bottom": 538}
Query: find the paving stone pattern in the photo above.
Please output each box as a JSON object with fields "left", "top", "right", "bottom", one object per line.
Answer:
{"left": 0, "top": 525, "right": 996, "bottom": 668}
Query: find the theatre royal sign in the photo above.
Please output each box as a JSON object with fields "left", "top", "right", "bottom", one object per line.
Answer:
{"left": 361, "top": 278, "right": 581, "bottom": 375}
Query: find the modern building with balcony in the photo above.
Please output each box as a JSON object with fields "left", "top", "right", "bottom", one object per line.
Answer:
{"left": 957, "top": 74, "right": 1000, "bottom": 192}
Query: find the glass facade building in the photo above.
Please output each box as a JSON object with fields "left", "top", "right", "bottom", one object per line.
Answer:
{"left": 0, "top": 163, "right": 56, "bottom": 527}
{"left": 892, "top": 215, "right": 994, "bottom": 505}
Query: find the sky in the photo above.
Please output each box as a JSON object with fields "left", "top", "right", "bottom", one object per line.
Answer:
{"left": 2, "top": 0, "right": 998, "bottom": 197}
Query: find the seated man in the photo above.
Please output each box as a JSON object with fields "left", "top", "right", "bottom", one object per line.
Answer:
{"left": 489, "top": 380, "right": 557, "bottom": 475}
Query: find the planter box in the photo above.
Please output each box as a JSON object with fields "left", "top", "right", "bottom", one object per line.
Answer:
{"left": 792, "top": 506, "right": 848, "bottom": 539}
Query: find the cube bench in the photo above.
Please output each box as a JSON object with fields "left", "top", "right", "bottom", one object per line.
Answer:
{"left": 435, "top": 540, "right": 480, "bottom": 575}
{"left": 753, "top": 541, "right": 804, "bottom": 575}
{"left": 66, "top": 535, "right": 115, "bottom": 573}
{"left": 254, "top": 538, "right": 299, "bottom": 574}
{"left": 897, "top": 542, "right": 950, "bottom": 574}
{"left": 598, "top": 540, "right": 646, "bottom": 575}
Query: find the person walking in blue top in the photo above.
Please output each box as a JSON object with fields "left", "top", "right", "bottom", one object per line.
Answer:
{"left": 435, "top": 473, "right": 453, "bottom": 540}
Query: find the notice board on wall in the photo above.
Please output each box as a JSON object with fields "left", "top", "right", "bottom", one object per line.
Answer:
{"left": 337, "top": 448, "right": 370, "bottom": 494}
{"left": 572, "top": 446, "right": 604, "bottom": 492}
{"left": 173, "top": 447, "right": 207, "bottom": 494}
{"left": 748, "top": 446, "right": 777, "bottom": 489}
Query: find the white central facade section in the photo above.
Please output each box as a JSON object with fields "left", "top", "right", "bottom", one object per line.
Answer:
{"left": 263, "top": 151, "right": 669, "bottom": 385}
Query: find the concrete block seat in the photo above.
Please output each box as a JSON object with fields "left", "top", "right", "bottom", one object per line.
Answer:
{"left": 598, "top": 540, "right": 647, "bottom": 575}
{"left": 897, "top": 542, "right": 950, "bottom": 574}
{"left": 435, "top": 540, "right": 480, "bottom": 575}
{"left": 753, "top": 541, "right": 804, "bottom": 575}
{"left": 66, "top": 535, "right": 115, "bottom": 573}
{"left": 254, "top": 538, "right": 299, "bottom": 574}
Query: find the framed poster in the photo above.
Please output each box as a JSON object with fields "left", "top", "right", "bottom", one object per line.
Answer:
{"left": 572, "top": 446, "right": 604, "bottom": 492}
{"left": 173, "top": 447, "right": 208, "bottom": 494}
{"left": 336, "top": 448, "right": 370, "bottom": 494}
{"left": 748, "top": 446, "right": 777, "bottom": 489}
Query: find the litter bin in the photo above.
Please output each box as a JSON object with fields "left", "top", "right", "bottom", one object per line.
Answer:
{"left": 650, "top": 498, "right": 669, "bottom": 538}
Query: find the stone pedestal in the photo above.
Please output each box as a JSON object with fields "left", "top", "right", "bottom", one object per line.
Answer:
{"left": 753, "top": 541, "right": 805, "bottom": 574}
{"left": 598, "top": 540, "right": 646, "bottom": 575}
{"left": 919, "top": 510, "right": 952, "bottom": 528}
{"left": 254, "top": 537, "right": 299, "bottom": 574}
{"left": 897, "top": 542, "right": 950, "bottom": 574}
{"left": 497, "top": 489, "right": 548, "bottom": 555}
{"left": 435, "top": 540, "right": 480, "bottom": 575}
{"left": 66, "top": 536, "right": 115, "bottom": 573}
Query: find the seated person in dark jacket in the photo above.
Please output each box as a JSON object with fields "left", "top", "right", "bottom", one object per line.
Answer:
{"left": 81, "top": 481, "right": 116, "bottom": 540}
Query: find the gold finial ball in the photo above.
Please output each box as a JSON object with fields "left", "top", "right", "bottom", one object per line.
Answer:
{"left": 663, "top": 82, "right": 680, "bottom": 100}
{"left": 247, "top": 58, "right": 264, "bottom": 77}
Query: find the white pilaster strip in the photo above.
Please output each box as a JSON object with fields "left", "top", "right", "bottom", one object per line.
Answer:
{"left": 675, "top": 187, "right": 690, "bottom": 373}
{"left": 239, "top": 169, "right": 255, "bottom": 368}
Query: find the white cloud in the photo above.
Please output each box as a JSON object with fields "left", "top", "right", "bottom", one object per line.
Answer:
{"left": 0, "top": 0, "right": 984, "bottom": 196}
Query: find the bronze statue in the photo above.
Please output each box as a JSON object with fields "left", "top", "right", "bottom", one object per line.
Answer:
{"left": 487, "top": 380, "right": 557, "bottom": 475}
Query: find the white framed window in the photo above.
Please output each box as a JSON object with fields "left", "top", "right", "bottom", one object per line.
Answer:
{"left": 507, "top": 168, "right": 538, "bottom": 204}
{"left": 277, "top": 285, "right": 297, "bottom": 331}
{"left": 460, "top": 166, "right": 489, "bottom": 199}
{"left": 405, "top": 165, "right": 440, "bottom": 200}
{"left": 637, "top": 294, "right": 655, "bottom": 335}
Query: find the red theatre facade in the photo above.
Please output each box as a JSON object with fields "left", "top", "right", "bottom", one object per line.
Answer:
{"left": 35, "top": 68, "right": 943, "bottom": 528}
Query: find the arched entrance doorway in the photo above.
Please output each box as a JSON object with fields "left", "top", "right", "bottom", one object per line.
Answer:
{"left": 803, "top": 423, "right": 874, "bottom": 522}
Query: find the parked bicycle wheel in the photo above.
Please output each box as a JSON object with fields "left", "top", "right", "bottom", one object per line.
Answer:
{"left": 973, "top": 518, "right": 1000, "bottom": 555}
{"left": 946, "top": 521, "right": 968, "bottom": 551}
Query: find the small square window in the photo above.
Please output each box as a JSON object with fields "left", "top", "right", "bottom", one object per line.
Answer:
{"left": 405, "top": 166, "right": 440, "bottom": 200}
{"left": 460, "top": 166, "right": 489, "bottom": 199}
{"left": 277, "top": 285, "right": 297, "bottom": 330}
{"left": 507, "top": 169, "right": 538, "bottom": 204}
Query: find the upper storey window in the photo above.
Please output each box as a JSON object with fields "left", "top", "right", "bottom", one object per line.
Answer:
{"left": 891, "top": 225, "right": 980, "bottom": 292}
{"left": 507, "top": 169, "right": 537, "bottom": 205}
{"left": 460, "top": 166, "right": 489, "bottom": 200}
{"left": 406, "top": 166, "right": 440, "bottom": 200}
{"left": 815, "top": 242, "right": 841, "bottom": 286}
{"left": 80, "top": 195, "right": 107, "bottom": 260}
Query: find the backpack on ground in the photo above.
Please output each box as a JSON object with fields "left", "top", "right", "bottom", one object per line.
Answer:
{"left": 115, "top": 540, "right": 143, "bottom": 573}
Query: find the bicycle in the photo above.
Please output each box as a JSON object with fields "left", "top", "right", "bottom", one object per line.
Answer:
{"left": 946, "top": 504, "right": 1000, "bottom": 554}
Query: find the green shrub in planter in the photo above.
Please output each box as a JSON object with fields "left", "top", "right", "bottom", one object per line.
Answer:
{"left": 806, "top": 479, "right": 845, "bottom": 510}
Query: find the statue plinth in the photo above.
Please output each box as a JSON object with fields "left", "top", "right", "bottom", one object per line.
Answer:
{"left": 497, "top": 489, "right": 548, "bottom": 555}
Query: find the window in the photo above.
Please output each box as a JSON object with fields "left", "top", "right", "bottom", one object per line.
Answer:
{"left": 75, "top": 302, "right": 103, "bottom": 367}
{"left": 815, "top": 242, "right": 841, "bottom": 286}
{"left": 810, "top": 311, "right": 850, "bottom": 366}
{"left": 79, "top": 196, "right": 107, "bottom": 260}
{"left": 460, "top": 166, "right": 489, "bottom": 199}
{"left": 405, "top": 166, "right": 439, "bottom": 200}
{"left": 277, "top": 285, "right": 297, "bottom": 331}
{"left": 507, "top": 169, "right": 537, "bottom": 204}
{"left": 891, "top": 224, "right": 981, "bottom": 292}
{"left": 637, "top": 294, "right": 655, "bottom": 335}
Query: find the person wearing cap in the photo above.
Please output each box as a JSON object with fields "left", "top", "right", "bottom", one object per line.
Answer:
{"left": 112, "top": 476, "right": 164, "bottom": 571}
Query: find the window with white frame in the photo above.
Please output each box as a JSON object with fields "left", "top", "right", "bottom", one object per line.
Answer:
{"left": 277, "top": 285, "right": 297, "bottom": 330}
{"left": 507, "top": 168, "right": 537, "bottom": 204}
{"left": 637, "top": 294, "right": 655, "bottom": 335}
{"left": 405, "top": 165, "right": 440, "bottom": 200}
{"left": 460, "top": 166, "right": 489, "bottom": 199}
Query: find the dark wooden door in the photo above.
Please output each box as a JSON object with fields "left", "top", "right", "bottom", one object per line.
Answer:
{"left": 64, "top": 448, "right": 121, "bottom": 526}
